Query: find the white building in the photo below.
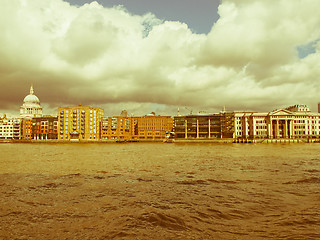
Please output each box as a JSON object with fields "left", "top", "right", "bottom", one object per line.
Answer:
{"left": 234, "top": 105, "right": 320, "bottom": 139}
{"left": 0, "top": 115, "right": 22, "bottom": 140}
{"left": 20, "top": 85, "right": 43, "bottom": 118}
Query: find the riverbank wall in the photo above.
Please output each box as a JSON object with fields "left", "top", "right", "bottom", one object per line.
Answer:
{"left": 1, "top": 138, "right": 320, "bottom": 144}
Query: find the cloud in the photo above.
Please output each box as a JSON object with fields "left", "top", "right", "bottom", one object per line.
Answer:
{"left": 0, "top": 0, "right": 320, "bottom": 117}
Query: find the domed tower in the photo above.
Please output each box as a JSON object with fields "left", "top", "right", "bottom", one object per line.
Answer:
{"left": 20, "top": 85, "right": 43, "bottom": 118}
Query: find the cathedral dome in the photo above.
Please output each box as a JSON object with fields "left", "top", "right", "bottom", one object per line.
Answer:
{"left": 23, "top": 94, "right": 40, "bottom": 104}
{"left": 20, "top": 85, "right": 43, "bottom": 118}
{"left": 23, "top": 85, "right": 40, "bottom": 104}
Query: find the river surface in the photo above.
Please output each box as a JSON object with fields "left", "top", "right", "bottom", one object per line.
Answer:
{"left": 0, "top": 143, "right": 319, "bottom": 239}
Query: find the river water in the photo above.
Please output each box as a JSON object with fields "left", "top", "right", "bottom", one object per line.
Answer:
{"left": 0, "top": 143, "right": 319, "bottom": 239}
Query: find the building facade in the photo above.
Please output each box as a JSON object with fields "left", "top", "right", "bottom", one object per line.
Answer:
{"left": 234, "top": 105, "right": 320, "bottom": 139}
{"left": 100, "top": 113, "right": 173, "bottom": 141}
{"left": 22, "top": 118, "right": 32, "bottom": 140}
{"left": 31, "top": 116, "right": 58, "bottom": 140}
{"left": 58, "top": 106, "right": 104, "bottom": 141}
{"left": 174, "top": 112, "right": 235, "bottom": 139}
{"left": 131, "top": 114, "right": 173, "bottom": 140}
{"left": 20, "top": 85, "right": 43, "bottom": 118}
{"left": 0, "top": 115, "right": 22, "bottom": 140}
{"left": 101, "top": 116, "right": 131, "bottom": 140}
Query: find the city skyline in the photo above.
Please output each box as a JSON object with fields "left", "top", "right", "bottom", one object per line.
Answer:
{"left": 1, "top": 0, "right": 320, "bottom": 116}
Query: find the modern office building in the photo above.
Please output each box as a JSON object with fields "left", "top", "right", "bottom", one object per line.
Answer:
{"left": 58, "top": 105, "right": 104, "bottom": 140}
{"left": 174, "top": 112, "right": 235, "bottom": 139}
{"left": 20, "top": 85, "right": 43, "bottom": 118}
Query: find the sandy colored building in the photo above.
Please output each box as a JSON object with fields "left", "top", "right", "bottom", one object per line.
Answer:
{"left": 234, "top": 105, "right": 320, "bottom": 139}
{"left": 58, "top": 106, "right": 104, "bottom": 141}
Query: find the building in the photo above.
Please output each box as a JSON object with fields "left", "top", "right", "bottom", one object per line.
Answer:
{"left": 174, "top": 112, "right": 235, "bottom": 139}
{"left": 31, "top": 116, "right": 58, "bottom": 140}
{"left": 131, "top": 113, "right": 173, "bottom": 140}
{"left": 234, "top": 105, "right": 320, "bottom": 139}
{"left": 0, "top": 115, "right": 22, "bottom": 140}
{"left": 58, "top": 106, "right": 104, "bottom": 141}
{"left": 20, "top": 85, "right": 43, "bottom": 118}
{"left": 22, "top": 118, "right": 32, "bottom": 140}
{"left": 101, "top": 116, "right": 131, "bottom": 140}
{"left": 100, "top": 112, "right": 173, "bottom": 141}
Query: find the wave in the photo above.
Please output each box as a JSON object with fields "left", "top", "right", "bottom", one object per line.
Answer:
{"left": 304, "top": 169, "right": 320, "bottom": 173}
{"left": 284, "top": 177, "right": 320, "bottom": 184}
{"left": 176, "top": 180, "right": 209, "bottom": 185}
{"left": 138, "top": 211, "right": 188, "bottom": 231}
{"left": 207, "top": 179, "right": 238, "bottom": 184}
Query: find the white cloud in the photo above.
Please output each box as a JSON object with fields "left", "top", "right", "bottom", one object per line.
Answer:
{"left": 1, "top": 0, "right": 320, "bottom": 116}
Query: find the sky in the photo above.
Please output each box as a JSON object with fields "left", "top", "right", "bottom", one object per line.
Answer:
{"left": 1, "top": 0, "right": 320, "bottom": 117}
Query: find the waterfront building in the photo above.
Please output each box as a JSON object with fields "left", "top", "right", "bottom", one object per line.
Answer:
{"left": 234, "top": 105, "right": 320, "bottom": 139}
{"left": 22, "top": 118, "right": 32, "bottom": 140}
{"left": 31, "top": 116, "right": 58, "bottom": 140}
{"left": 131, "top": 113, "right": 173, "bottom": 140}
{"left": 174, "top": 112, "right": 235, "bottom": 139}
{"left": 0, "top": 115, "right": 22, "bottom": 140}
{"left": 20, "top": 85, "right": 43, "bottom": 118}
{"left": 101, "top": 116, "right": 131, "bottom": 140}
{"left": 58, "top": 106, "right": 104, "bottom": 140}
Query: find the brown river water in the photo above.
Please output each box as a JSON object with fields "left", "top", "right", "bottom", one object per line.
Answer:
{"left": 0, "top": 143, "right": 319, "bottom": 239}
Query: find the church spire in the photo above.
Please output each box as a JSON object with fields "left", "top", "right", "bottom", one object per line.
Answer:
{"left": 30, "top": 84, "right": 34, "bottom": 95}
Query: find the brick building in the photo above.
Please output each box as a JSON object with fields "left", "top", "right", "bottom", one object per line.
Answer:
{"left": 31, "top": 116, "right": 58, "bottom": 140}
